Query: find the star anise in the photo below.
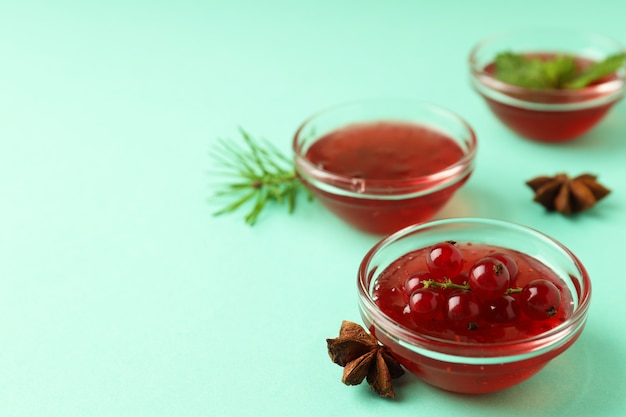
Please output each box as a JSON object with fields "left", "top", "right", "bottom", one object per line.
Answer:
{"left": 326, "top": 321, "right": 404, "bottom": 398}
{"left": 526, "top": 173, "right": 611, "bottom": 215}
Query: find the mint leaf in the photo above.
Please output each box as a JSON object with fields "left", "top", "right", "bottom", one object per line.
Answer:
{"left": 542, "top": 55, "right": 577, "bottom": 88}
{"left": 493, "top": 52, "right": 625, "bottom": 90}
{"left": 564, "top": 53, "right": 626, "bottom": 89}
{"left": 494, "top": 52, "right": 554, "bottom": 89}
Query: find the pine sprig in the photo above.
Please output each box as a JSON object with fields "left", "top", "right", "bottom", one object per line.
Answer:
{"left": 209, "top": 128, "right": 311, "bottom": 225}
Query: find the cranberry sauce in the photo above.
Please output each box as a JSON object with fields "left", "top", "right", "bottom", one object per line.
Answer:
{"left": 484, "top": 99, "right": 614, "bottom": 142}
{"left": 482, "top": 53, "right": 620, "bottom": 142}
{"left": 305, "top": 122, "right": 464, "bottom": 180}
{"left": 302, "top": 122, "right": 468, "bottom": 234}
{"left": 373, "top": 242, "right": 574, "bottom": 343}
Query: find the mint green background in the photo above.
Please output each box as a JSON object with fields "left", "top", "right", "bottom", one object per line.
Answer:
{"left": 1, "top": 1, "right": 625, "bottom": 416}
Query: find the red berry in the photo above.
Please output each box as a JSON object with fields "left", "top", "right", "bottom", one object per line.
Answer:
{"left": 445, "top": 290, "right": 482, "bottom": 330}
{"left": 403, "top": 271, "right": 431, "bottom": 300}
{"left": 373, "top": 284, "right": 407, "bottom": 322}
{"left": 373, "top": 242, "right": 572, "bottom": 345}
{"left": 490, "top": 252, "right": 519, "bottom": 284}
{"left": 469, "top": 257, "right": 510, "bottom": 301}
{"left": 409, "top": 288, "right": 444, "bottom": 322}
{"left": 450, "top": 270, "right": 469, "bottom": 286}
{"left": 484, "top": 295, "right": 520, "bottom": 324}
{"left": 520, "top": 279, "right": 561, "bottom": 320}
{"left": 426, "top": 241, "right": 465, "bottom": 279}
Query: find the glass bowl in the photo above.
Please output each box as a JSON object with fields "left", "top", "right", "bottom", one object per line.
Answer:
{"left": 469, "top": 27, "right": 626, "bottom": 142}
{"left": 292, "top": 99, "right": 477, "bottom": 235}
{"left": 358, "top": 218, "right": 591, "bottom": 394}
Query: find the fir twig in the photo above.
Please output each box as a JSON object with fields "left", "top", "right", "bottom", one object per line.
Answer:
{"left": 209, "top": 128, "right": 311, "bottom": 225}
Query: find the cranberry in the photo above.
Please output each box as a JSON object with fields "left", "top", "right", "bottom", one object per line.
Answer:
{"left": 490, "top": 252, "right": 519, "bottom": 284}
{"left": 426, "top": 241, "right": 465, "bottom": 279}
{"left": 373, "top": 284, "right": 407, "bottom": 322}
{"left": 520, "top": 279, "right": 561, "bottom": 320}
{"left": 451, "top": 270, "right": 469, "bottom": 286}
{"left": 403, "top": 271, "right": 431, "bottom": 300}
{"left": 445, "top": 290, "right": 482, "bottom": 330}
{"left": 409, "top": 288, "right": 444, "bottom": 323}
{"left": 484, "top": 295, "right": 521, "bottom": 324}
{"left": 469, "top": 257, "right": 510, "bottom": 301}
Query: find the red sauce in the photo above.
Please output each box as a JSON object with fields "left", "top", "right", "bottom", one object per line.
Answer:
{"left": 481, "top": 53, "right": 620, "bottom": 142}
{"left": 302, "top": 122, "right": 469, "bottom": 234}
{"left": 306, "top": 122, "right": 464, "bottom": 179}
{"left": 374, "top": 242, "right": 573, "bottom": 342}
{"left": 369, "top": 242, "right": 576, "bottom": 393}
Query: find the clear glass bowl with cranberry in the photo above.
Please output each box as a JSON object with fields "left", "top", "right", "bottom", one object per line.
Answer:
{"left": 292, "top": 99, "right": 477, "bottom": 235}
{"left": 469, "top": 27, "right": 626, "bottom": 142}
{"left": 358, "top": 218, "right": 591, "bottom": 394}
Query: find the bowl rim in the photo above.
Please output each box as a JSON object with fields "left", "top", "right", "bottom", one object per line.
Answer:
{"left": 358, "top": 217, "right": 592, "bottom": 360}
{"left": 292, "top": 98, "right": 478, "bottom": 198}
{"left": 468, "top": 27, "right": 626, "bottom": 110}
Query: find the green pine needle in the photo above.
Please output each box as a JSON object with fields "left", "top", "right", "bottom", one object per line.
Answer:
{"left": 209, "top": 128, "right": 312, "bottom": 225}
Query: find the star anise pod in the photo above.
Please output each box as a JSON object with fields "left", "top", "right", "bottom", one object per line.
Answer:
{"left": 526, "top": 173, "right": 611, "bottom": 215}
{"left": 326, "top": 321, "right": 404, "bottom": 398}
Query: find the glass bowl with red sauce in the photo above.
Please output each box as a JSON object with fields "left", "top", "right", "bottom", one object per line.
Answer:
{"left": 292, "top": 99, "right": 477, "bottom": 235}
{"left": 358, "top": 218, "right": 591, "bottom": 394}
{"left": 469, "top": 27, "right": 626, "bottom": 142}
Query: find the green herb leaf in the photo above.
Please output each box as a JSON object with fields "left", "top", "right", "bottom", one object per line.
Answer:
{"left": 494, "top": 52, "right": 557, "bottom": 89}
{"left": 493, "top": 51, "right": 625, "bottom": 90}
{"left": 564, "top": 53, "right": 626, "bottom": 89}
{"left": 542, "top": 54, "right": 577, "bottom": 88}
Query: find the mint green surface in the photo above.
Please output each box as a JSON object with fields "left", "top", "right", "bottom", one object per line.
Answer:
{"left": 1, "top": 1, "right": 625, "bottom": 416}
